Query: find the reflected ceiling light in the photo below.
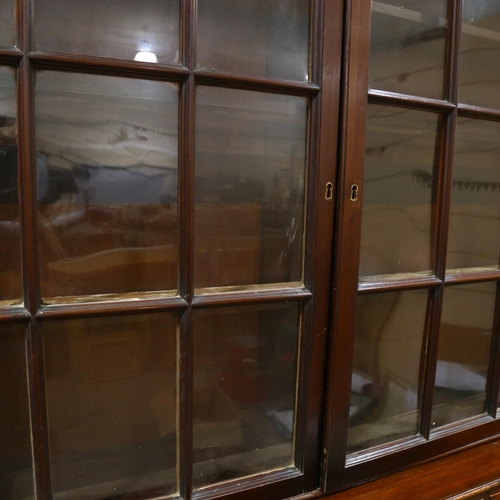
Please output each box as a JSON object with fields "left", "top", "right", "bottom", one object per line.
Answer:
{"left": 134, "top": 51, "right": 158, "bottom": 63}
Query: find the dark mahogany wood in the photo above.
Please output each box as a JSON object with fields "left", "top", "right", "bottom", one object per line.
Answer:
{"left": 323, "top": 0, "right": 372, "bottom": 492}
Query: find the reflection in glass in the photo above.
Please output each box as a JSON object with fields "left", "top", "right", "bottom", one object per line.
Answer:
{"left": 0, "top": 67, "right": 21, "bottom": 303}
{"left": 43, "top": 313, "right": 178, "bottom": 499}
{"left": 447, "top": 118, "right": 500, "bottom": 271}
{"left": 34, "top": 0, "right": 179, "bottom": 64}
{"left": 360, "top": 105, "right": 441, "bottom": 279}
{"left": 35, "top": 72, "right": 178, "bottom": 299}
{"left": 0, "top": 0, "right": 16, "bottom": 47}
{"left": 195, "top": 87, "right": 308, "bottom": 290}
{"left": 432, "top": 282, "right": 495, "bottom": 428}
{"left": 193, "top": 303, "right": 300, "bottom": 487}
{"left": 459, "top": 1, "right": 500, "bottom": 109}
{"left": 0, "top": 325, "right": 33, "bottom": 500}
{"left": 347, "top": 289, "right": 428, "bottom": 453}
{"left": 369, "top": 0, "right": 447, "bottom": 99}
{"left": 197, "top": 0, "right": 310, "bottom": 81}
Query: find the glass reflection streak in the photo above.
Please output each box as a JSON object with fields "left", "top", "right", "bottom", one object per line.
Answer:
{"left": 43, "top": 314, "right": 178, "bottom": 499}
{"left": 197, "top": 0, "right": 310, "bottom": 81}
{"left": 432, "top": 282, "right": 495, "bottom": 428}
{"left": 360, "top": 105, "right": 441, "bottom": 278}
{"left": 195, "top": 87, "right": 308, "bottom": 289}
{"left": 369, "top": 0, "right": 447, "bottom": 99}
{"left": 347, "top": 289, "right": 428, "bottom": 453}
{"left": 0, "top": 67, "right": 21, "bottom": 303}
{"left": 193, "top": 303, "right": 300, "bottom": 487}
{"left": 34, "top": 0, "right": 180, "bottom": 64}
{"left": 35, "top": 72, "right": 179, "bottom": 299}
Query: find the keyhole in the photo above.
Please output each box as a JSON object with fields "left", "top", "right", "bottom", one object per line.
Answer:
{"left": 325, "top": 182, "right": 333, "bottom": 201}
{"left": 350, "top": 184, "right": 359, "bottom": 202}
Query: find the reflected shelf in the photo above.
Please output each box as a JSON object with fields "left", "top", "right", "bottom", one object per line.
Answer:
{"left": 372, "top": 2, "right": 447, "bottom": 28}
{"left": 373, "top": 1, "right": 500, "bottom": 44}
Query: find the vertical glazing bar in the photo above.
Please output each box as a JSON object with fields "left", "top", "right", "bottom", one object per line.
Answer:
{"left": 178, "top": 0, "right": 196, "bottom": 498}
{"left": 418, "top": 0, "right": 462, "bottom": 439}
{"left": 18, "top": 0, "right": 53, "bottom": 498}
{"left": 323, "top": 0, "right": 372, "bottom": 492}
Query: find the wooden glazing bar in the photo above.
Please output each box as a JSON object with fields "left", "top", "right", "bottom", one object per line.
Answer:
{"left": 178, "top": 2, "right": 196, "bottom": 498}
{"left": 368, "top": 89, "right": 455, "bottom": 112}
{"left": 458, "top": 103, "right": 500, "bottom": 122}
{"left": 26, "top": 318, "right": 53, "bottom": 500}
{"left": 18, "top": 0, "right": 53, "bottom": 494}
{"left": 193, "top": 69, "right": 320, "bottom": 97}
{"left": 344, "top": 416, "right": 500, "bottom": 487}
{"left": 445, "top": 269, "right": 500, "bottom": 284}
{"left": 179, "top": 74, "right": 195, "bottom": 305}
{"left": 28, "top": 51, "right": 190, "bottom": 81}
{"left": 299, "top": 0, "right": 339, "bottom": 490}
{"left": 415, "top": 0, "right": 463, "bottom": 443}
{"left": 418, "top": 112, "right": 459, "bottom": 440}
{"left": 0, "top": 47, "right": 23, "bottom": 63}
{"left": 191, "top": 287, "right": 312, "bottom": 309}
{"left": 0, "top": 306, "right": 31, "bottom": 323}
{"left": 358, "top": 275, "right": 442, "bottom": 293}
{"left": 192, "top": 467, "right": 302, "bottom": 500}
{"left": 323, "top": 0, "right": 372, "bottom": 492}
{"left": 36, "top": 296, "right": 188, "bottom": 319}
{"left": 178, "top": 307, "right": 193, "bottom": 500}
{"left": 419, "top": 286, "right": 444, "bottom": 440}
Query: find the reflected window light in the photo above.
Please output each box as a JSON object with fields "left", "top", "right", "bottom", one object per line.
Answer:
{"left": 134, "top": 51, "right": 158, "bottom": 63}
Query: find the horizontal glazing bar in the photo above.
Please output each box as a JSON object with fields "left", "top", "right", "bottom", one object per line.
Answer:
{"left": 192, "top": 287, "right": 312, "bottom": 308}
{"left": 445, "top": 269, "right": 500, "bottom": 284}
{"left": 358, "top": 275, "right": 443, "bottom": 293}
{"left": 0, "top": 306, "right": 31, "bottom": 323}
{"left": 458, "top": 103, "right": 500, "bottom": 122}
{"left": 368, "top": 89, "right": 455, "bottom": 112}
{"left": 36, "top": 295, "right": 188, "bottom": 319}
{"left": 28, "top": 51, "right": 191, "bottom": 80}
{"left": 194, "top": 68, "right": 320, "bottom": 96}
{"left": 0, "top": 46, "right": 23, "bottom": 63}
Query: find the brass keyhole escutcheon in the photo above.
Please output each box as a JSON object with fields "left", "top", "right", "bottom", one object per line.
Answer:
{"left": 350, "top": 184, "right": 359, "bottom": 202}
{"left": 325, "top": 182, "right": 333, "bottom": 201}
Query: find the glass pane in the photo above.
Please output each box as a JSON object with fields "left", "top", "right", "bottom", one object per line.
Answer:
{"left": 459, "top": 2, "right": 500, "bottom": 109}
{"left": 447, "top": 117, "right": 500, "bottom": 272}
{"left": 347, "top": 289, "right": 428, "bottom": 453}
{"left": 43, "top": 313, "right": 177, "bottom": 499}
{"left": 35, "top": 71, "right": 178, "bottom": 300}
{"left": 370, "top": 0, "right": 447, "bottom": 99}
{"left": 193, "top": 303, "right": 300, "bottom": 487}
{"left": 197, "top": 0, "right": 310, "bottom": 81}
{"left": 0, "top": 0, "right": 16, "bottom": 47}
{"left": 0, "top": 325, "right": 34, "bottom": 500}
{"left": 0, "top": 67, "right": 21, "bottom": 304}
{"left": 34, "top": 0, "right": 180, "bottom": 64}
{"left": 360, "top": 105, "right": 441, "bottom": 279}
{"left": 432, "top": 282, "right": 495, "bottom": 428}
{"left": 195, "top": 87, "right": 308, "bottom": 290}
